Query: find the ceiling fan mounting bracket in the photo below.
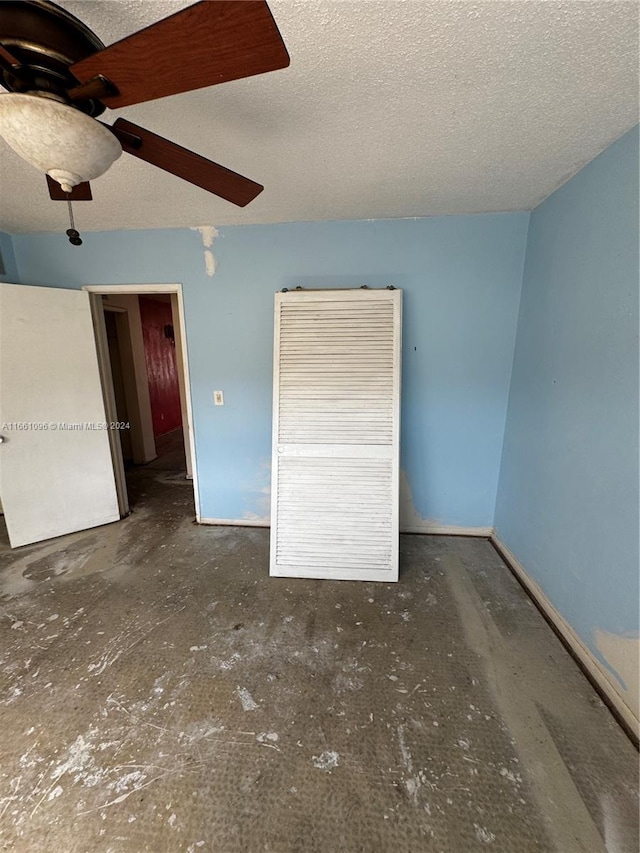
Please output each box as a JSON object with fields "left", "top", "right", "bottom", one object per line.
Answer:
{"left": 67, "top": 75, "right": 119, "bottom": 105}
{"left": 105, "top": 123, "right": 142, "bottom": 151}
{"left": 0, "top": 0, "right": 107, "bottom": 116}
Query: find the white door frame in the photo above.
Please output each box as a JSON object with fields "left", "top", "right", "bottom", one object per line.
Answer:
{"left": 83, "top": 283, "right": 200, "bottom": 520}
{"left": 89, "top": 294, "right": 130, "bottom": 518}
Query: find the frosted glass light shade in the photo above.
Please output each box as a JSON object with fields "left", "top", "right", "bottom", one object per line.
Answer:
{"left": 0, "top": 93, "right": 121, "bottom": 192}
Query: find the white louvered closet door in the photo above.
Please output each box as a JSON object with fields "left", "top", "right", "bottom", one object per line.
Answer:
{"left": 270, "top": 289, "right": 402, "bottom": 581}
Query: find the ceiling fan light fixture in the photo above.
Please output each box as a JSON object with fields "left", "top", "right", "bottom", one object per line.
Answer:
{"left": 0, "top": 93, "right": 122, "bottom": 192}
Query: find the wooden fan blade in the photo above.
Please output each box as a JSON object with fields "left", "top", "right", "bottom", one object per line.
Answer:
{"left": 69, "top": 1, "right": 289, "bottom": 109}
{"left": 46, "top": 176, "right": 92, "bottom": 200}
{"left": 110, "top": 119, "right": 263, "bottom": 207}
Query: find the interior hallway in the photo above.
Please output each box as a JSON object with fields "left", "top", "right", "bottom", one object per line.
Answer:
{"left": 123, "top": 427, "right": 192, "bottom": 514}
{"left": 0, "top": 453, "right": 637, "bottom": 852}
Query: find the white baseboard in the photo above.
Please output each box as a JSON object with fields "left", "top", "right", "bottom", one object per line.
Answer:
{"left": 401, "top": 524, "right": 492, "bottom": 537}
{"left": 491, "top": 533, "right": 639, "bottom": 739}
{"left": 198, "top": 517, "right": 269, "bottom": 528}
{"left": 198, "top": 518, "right": 491, "bottom": 537}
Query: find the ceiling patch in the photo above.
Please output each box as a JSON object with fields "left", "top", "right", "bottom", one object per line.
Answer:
{"left": 192, "top": 225, "right": 219, "bottom": 248}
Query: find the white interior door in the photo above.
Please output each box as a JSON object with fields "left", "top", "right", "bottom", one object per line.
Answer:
{"left": 270, "top": 288, "right": 402, "bottom": 581}
{"left": 0, "top": 283, "right": 120, "bottom": 547}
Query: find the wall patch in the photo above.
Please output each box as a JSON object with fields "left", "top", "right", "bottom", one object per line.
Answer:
{"left": 191, "top": 225, "right": 219, "bottom": 277}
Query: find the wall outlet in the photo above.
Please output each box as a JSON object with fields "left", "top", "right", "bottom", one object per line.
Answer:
{"left": 214, "top": 390, "right": 224, "bottom": 406}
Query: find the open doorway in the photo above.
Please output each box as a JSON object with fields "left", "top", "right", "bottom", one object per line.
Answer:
{"left": 86, "top": 284, "right": 199, "bottom": 521}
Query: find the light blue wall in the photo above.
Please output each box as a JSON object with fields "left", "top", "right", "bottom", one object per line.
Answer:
{"left": 0, "top": 231, "right": 18, "bottom": 282}
{"left": 11, "top": 213, "right": 529, "bottom": 527}
{"left": 495, "top": 127, "right": 639, "bottom": 675}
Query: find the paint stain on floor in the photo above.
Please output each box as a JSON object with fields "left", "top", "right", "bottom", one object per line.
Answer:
{"left": 0, "top": 438, "right": 637, "bottom": 852}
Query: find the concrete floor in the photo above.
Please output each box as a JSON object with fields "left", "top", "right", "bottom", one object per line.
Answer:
{"left": 0, "top": 434, "right": 637, "bottom": 852}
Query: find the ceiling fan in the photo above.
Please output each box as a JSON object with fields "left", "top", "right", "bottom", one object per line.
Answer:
{"left": 0, "top": 0, "right": 290, "bottom": 240}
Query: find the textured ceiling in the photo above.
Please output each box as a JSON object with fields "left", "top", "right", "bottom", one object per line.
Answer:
{"left": 0, "top": 0, "right": 638, "bottom": 233}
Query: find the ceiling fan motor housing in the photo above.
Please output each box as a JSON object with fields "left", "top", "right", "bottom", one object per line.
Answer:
{"left": 0, "top": 0, "right": 107, "bottom": 116}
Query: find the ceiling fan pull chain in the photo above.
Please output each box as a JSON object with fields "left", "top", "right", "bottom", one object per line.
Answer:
{"left": 66, "top": 197, "right": 82, "bottom": 246}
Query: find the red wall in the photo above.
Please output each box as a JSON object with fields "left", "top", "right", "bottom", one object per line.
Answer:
{"left": 139, "top": 296, "right": 183, "bottom": 437}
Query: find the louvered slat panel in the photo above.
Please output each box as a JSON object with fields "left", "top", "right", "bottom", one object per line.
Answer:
{"left": 275, "top": 458, "right": 392, "bottom": 569}
{"left": 278, "top": 298, "right": 395, "bottom": 446}
{"left": 270, "top": 289, "right": 402, "bottom": 581}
